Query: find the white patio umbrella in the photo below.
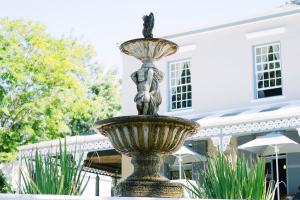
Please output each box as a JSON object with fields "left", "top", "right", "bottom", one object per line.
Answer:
{"left": 238, "top": 133, "right": 299, "bottom": 200}
{"left": 173, "top": 145, "right": 207, "bottom": 179}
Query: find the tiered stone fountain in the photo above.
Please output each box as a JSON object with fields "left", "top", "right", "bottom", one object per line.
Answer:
{"left": 96, "top": 13, "right": 199, "bottom": 198}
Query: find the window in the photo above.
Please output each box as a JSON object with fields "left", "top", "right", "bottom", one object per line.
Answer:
{"left": 254, "top": 43, "right": 282, "bottom": 99}
{"left": 169, "top": 60, "right": 192, "bottom": 110}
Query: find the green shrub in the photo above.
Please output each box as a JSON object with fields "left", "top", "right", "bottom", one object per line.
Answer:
{"left": 21, "top": 139, "right": 89, "bottom": 195}
{"left": 186, "top": 151, "right": 276, "bottom": 200}
{"left": 0, "top": 170, "right": 13, "bottom": 193}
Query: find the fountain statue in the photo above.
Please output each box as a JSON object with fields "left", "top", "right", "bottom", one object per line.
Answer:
{"left": 96, "top": 13, "right": 199, "bottom": 198}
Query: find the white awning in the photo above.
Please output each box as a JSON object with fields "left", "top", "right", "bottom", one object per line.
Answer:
{"left": 238, "top": 133, "right": 300, "bottom": 155}
{"left": 173, "top": 145, "right": 207, "bottom": 163}
{"left": 190, "top": 101, "right": 300, "bottom": 139}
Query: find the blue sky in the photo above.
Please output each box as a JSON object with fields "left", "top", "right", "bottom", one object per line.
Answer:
{"left": 0, "top": 0, "right": 287, "bottom": 70}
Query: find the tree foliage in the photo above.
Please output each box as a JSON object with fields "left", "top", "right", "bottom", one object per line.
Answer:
{"left": 0, "top": 170, "right": 13, "bottom": 193}
{"left": 0, "top": 18, "right": 121, "bottom": 161}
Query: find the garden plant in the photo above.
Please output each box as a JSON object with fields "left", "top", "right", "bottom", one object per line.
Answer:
{"left": 21, "top": 139, "right": 89, "bottom": 195}
{"left": 186, "top": 151, "right": 276, "bottom": 200}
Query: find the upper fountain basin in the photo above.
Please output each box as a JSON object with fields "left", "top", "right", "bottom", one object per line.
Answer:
{"left": 95, "top": 115, "right": 199, "bottom": 156}
{"left": 120, "top": 38, "right": 178, "bottom": 62}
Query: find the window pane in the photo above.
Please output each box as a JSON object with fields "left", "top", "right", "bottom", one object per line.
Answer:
{"left": 182, "top": 93, "right": 187, "bottom": 100}
{"left": 187, "top": 76, "right": 191, "bottom": 83}
{"left": 182, "top": 86, "right": 186, "bottom": 92}
{"left": 269, "top": 63, "right": 274, "bottom": 69}
{"left": 262, "top": 47, "right": 267, "bottom": 54}
{"left": 257, "top": 65, "right": 262, "bottom": 71}
{"left": 182, "top": 101, "right": 186, "bottom": 108}
{"left": 256, "top": 48, "right": 261, "bottom": 55}
{"left": 186, "top": 68, "right": 191, "bottom": 76}
{"left": 274, "top": 53, "right": 280, "bottom": 60}
{"left": 257, "top": 73, "right": 263, "bottom": 81}
{"left": 172, "top": 102, "right": 176, "bottom": 109}
{"left": 270, "top": 71, "right": 275, "bottom": 78}
{"left": 181, "top": 77, "right": 186, "bottom": 84}
{"left": 263, "top": 64, "right": 268, "bottom": 70}
{"left": 268, "top": 54, "right": 274, "bottom": 61}
{"left": 275, "top": 62, "right": 280, "bottom": 68}
{"left": 264, "top": 80, "right": 269, "bottom": 87}
{"left": 262, "top": 55, "right": 267, "bottom": 62}
{"left": 274, "top": 45, "right": 279, "bottom": 52}
{"left": 188, "top": 85, "right": 191, "bottom": 91}
{"left": 276, "top": 78, "right": 281, "bottom": 86}
{"left": 268, "top": 46, "right": 273, "bottom": 53}
{"left": 256, "top": 56, "right": 261, "bottom": 63}
{"left": 187, "top": 100, "right": 192, "bottom": 107}
{"left": 177, "top": 102, "right": 181, "bottom": 109}
{"left": 264, "top": 72, "right": 269, "bottom": 79}
{"left": 172, "top": 95, "right": 176, "bottom": 101}
{"left": 258, "top": 81, "right": 263, "bottom": 88}
{"left": 187, "top": 92, "right": 192, "bottom": 99}
{"left": 276, "top": 70, "right": 281, "bottom": 78}
{"left": 270, "top": 79, "right": 275, "bottom": 87}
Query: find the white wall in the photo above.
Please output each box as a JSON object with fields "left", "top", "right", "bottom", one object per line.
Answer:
{"left": 121, "top": 11, "right": 300, "bottom": 117}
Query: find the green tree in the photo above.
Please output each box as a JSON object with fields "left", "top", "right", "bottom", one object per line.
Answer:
{"left": 0, "top": 18, "right": 121, "bottom": 161}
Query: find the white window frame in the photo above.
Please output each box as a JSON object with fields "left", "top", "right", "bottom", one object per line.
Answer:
{"left": 254, "top": 42, "right": 282, "bottom": 99}
{"left": 169, "top": 59, "right": 192, "bottom": 111}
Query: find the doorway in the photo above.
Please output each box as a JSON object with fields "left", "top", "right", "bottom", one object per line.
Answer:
{"left": 272, "top": 158, "right": 287, "bottom": 199}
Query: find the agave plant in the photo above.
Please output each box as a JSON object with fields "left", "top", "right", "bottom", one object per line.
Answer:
{"left": 21, "top": 138, "right": 89, "bottom": 195}
{"left": 186, "top": 151, "right": 276, "bottom": 200}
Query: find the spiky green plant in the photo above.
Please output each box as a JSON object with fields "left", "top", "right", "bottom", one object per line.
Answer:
{"left": 186, "top": 151, "right": 276, "bottom": 200}
{"left": 21, "top": 139, "right": 89, "bottom": 195}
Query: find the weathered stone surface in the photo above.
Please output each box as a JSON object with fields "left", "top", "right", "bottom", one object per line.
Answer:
{"left": 96, "top": 116, "right": 199, "bottom": 197}
{"left": 112, "top": 180, "right": 184, "bottom": 198}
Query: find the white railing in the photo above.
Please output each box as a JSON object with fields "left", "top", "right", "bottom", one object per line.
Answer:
{"left": 0, "top": 194, "right": 199, "bottom": 200}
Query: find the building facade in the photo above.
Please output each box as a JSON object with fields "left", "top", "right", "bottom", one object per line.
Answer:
{"left": 121, "top": 4, "right": 300, "bottom": 197}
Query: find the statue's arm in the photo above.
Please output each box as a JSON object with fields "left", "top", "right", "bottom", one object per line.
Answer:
{"left": 131, "top": 72, "right": 138, "bottom": 84}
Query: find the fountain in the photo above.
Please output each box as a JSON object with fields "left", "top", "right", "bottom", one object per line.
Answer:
{"left": 96, "top": 13, "right": 199, "bottom": 198}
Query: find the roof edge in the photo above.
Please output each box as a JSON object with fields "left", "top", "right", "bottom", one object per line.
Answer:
{"left": 164, "top": 7, "right": 300, "bottom": 39}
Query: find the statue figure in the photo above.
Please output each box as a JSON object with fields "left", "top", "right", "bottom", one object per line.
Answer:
{"left": 142, "top": 12, "right": 154, "bottom": 38}
{"left": 131, "top": 61, "right": 163, "bottom": 115}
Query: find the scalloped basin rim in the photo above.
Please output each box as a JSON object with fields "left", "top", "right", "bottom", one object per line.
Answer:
{"left": 95, "top": 115, "right": 200, "bottom": 131}
{"left": 119, "top": 38, "right": 178, "bottom": 60}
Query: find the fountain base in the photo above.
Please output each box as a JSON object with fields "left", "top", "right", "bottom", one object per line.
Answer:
{"left": 112, "top": 180, "right": 184, "bottom": 198}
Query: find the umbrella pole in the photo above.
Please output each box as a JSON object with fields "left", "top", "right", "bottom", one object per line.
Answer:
{"left": 179, "top": 155, "right": 182, "bottom": 180}
{"left": 275, "top": 145, "right": 280, "bottom": 200}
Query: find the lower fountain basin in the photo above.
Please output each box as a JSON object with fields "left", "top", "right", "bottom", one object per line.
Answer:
{"left": 96, "top": 115, "right": 199, "bottom": 198}
{"left": 96, "top": 115, "right": 199, "bottom": 157}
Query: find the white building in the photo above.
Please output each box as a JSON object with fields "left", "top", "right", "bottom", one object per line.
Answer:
{"left": 121, "top": 4, "right": 300, "bottom": 198}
